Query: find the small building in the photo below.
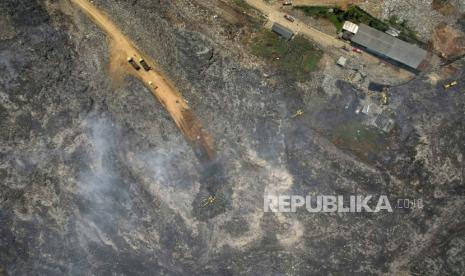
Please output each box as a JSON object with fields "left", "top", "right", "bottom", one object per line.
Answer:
{"left": 346, "top": 22, "right": 427, "bottom": 70}
{"left": 272, "top": 23, "right": 294, "bottom": 40}
{"left": 342, "top": 21, "right": 359, "bottom": 34}
{"left": 337, "top": 56, "right": 348, "bottom": 67}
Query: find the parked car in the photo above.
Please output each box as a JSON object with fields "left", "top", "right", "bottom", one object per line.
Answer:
{"left": 352, "top": 47, "right": 362, "bottom": 53}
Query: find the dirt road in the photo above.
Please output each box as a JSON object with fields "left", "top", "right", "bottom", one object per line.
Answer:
{"left": 71, "top": 0, "right": 215, "bottom": 162}
{"left": 244, "top": 0, "right": 345, "bottom": 48}
{"left": 244, "top": 0, "right": 414, "bottom": 79}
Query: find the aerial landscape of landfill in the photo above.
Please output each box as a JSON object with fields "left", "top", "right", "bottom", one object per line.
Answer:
{"left": 0, "top": 0, "right": 464, "bottom": 274}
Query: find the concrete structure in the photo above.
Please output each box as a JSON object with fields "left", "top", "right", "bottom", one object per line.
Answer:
{"left": 337, "top": 56, "right": 347, "bottom": 67}
{"left": 346, "top": 22, "right": 427, "bottom": 70}
{"left": 342, "top": 21, "right": 359, "bottom": 34}
{"left": 272, "top": 23, "right": 294, "bottom": 40}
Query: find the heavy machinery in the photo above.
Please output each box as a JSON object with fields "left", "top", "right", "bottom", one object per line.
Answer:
{"left": 139, "top": 59, "right": 151, "bottom": 71}
{"left": 380, "top": 87, "right": 389, "bottom": 105}
{"left": 127, "top": 57, "right": 141, "bottom": 70}
{"left": 443, "top": 80, "right": 458, "bottom": 90}
{"left": 202, "top": 195, "right": 216, "bottom": 207}
{"left": 291, "top": 109, "right": 304, "bottom": 118}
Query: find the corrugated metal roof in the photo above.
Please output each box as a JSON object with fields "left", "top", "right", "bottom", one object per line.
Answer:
{"left": 272, "top": 23, "right": 294, "bottom": 40}
{"left": 351, "top": 24, "right": 427, "bottom": 69}
{"left": 342, "top": 21, "right": 359, "bottom": 34}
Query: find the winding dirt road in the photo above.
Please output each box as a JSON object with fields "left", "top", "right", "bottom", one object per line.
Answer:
{"left": 71, "top": 0, "right": 215, "bottom": 162}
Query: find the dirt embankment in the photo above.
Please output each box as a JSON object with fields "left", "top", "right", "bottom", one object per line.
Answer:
{"left": 432, "top": 22, "right": 465, "bottom": 59}
{"left": 71, "top": 0, "right": 215, "bottom": 162}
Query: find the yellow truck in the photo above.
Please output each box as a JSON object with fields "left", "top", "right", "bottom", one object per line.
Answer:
{"left": 443, "top": 80, "right": 458, "bottom": 90}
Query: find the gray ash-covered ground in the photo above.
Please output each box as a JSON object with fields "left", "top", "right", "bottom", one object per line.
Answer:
{"left": 0, "top": 0, "right": 464, "bottom": 275}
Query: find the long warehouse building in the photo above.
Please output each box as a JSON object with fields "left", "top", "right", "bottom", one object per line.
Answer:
{"left": 343, "top": 22, "right": 427, "bottom": 70}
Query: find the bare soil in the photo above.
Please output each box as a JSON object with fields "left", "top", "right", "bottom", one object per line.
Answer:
{"left": 432, "top": 22, "right": 465, "bottom": 59}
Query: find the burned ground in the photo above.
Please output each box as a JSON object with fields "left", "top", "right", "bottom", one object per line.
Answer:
{"left": 0, "top": 0, "right": 464, "bottom": 275}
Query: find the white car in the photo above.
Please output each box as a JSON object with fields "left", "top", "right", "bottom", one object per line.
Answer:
{"left": 284, "top": 14, "right": 295, "bottom": 22}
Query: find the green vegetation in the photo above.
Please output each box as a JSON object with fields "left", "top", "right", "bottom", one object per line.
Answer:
{"left": 294, "top": 6, "right": 343, "bottom": 32}
{"left": 295, "top": 6, "right": 333, "bottom": 17}
{"left": 327, "top": 13, "right": 344, "bottom": 31}
{"left": 387, "top": 15, "right": 423, "bottom": 45}
{"left": 250, "top": 30, "right": 322, "bottom": 81}
{"left": 343, "top": 6, "right": 390, "bottom": 31}
{"left": 295, "top": 6, "right": 389, "bottom": 32}
{"left": 295, "top": 6, "right": 424, "bottom": 46}
{"left": 332, "top": 122, "right": 386, "bottom": 159}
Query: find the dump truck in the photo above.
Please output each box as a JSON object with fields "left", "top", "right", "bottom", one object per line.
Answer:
{"left": 127, "top": 57, "right": 141, "bottom": 70}
{"left": 139, "top": 59, "right": 151, "bottom": 71}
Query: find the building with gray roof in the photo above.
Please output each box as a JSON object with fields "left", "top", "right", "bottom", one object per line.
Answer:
{"left": 272, "top": 23, "right": 294, "bottom": 40}
{"left": 348, "top": 23, "right": 427, "bottom": 70}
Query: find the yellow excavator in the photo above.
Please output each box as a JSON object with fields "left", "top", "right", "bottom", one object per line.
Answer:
{"left": 291, "top": 109, "right": 304, "bottom": 118}
{"left": 380, "top": 87, "right": 389, "bottom": 105}
{"left": 443, "top": 80, "right": 458, "bottom": 90}
{"left": 202, "top": 195, "right": 216, "bottom": 207}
